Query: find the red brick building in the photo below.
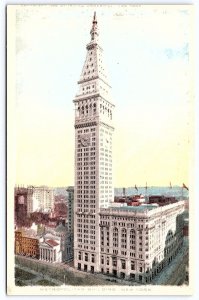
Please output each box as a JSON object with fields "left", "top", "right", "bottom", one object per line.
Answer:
{"left": 15, "top": 230, "right": 39, "bottom": 258}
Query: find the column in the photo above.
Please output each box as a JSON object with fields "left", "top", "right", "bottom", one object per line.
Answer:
{"left": 118, "top": 227, "right": 121, "bottom": 255}
{"left": 109, "top": 226, "right": 113, "bottom": 254}
{"left": 126, "top": 228, "right": 131, "bottom": 278}
{"left": 117, "top": 258, "right": 121, "bottom": 277}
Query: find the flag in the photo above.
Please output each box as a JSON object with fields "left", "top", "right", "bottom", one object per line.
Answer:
{"left": 170, "top": 182, "right": 172, "bottom": 189}
{"left": 135, "top": 185, "right": 138, "bottom": 192}
{"left": 182, "top": 183, "right": 189, "bottom": 191}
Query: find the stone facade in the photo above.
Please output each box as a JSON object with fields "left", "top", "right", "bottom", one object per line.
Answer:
{"left": 73, "top": 12, "right": 185, "bottom": 283}
{"left": 73, "top": 12, "right": 114, "bottom": 272}
{"left": 44, "top": 224, "right": 73, "bottom": 262}
{"left": 39, "top": 238, "right": 61, "bottom": 263}
{"left": 27, "top": 186, "right": 54, "bottom": 214}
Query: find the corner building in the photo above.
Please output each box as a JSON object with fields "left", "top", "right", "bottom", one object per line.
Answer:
{"left": 73, "top": 13, "right": 184, "bottom": 282}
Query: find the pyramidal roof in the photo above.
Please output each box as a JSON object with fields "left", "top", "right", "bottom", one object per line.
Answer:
{"left": 78, "top": 12, "right": 110, "bottom": 87}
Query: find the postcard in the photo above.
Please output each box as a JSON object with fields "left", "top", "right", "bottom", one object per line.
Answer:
{"left": 7, "top": 4, "right": 194, "bottom": 295}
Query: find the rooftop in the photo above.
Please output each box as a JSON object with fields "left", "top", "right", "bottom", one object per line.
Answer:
{"left": 45, "top": 239, "right": 59, "bottom": 247}
{"left": 100, "top": 201, "right": 184, "bottom": 217}
{"left": 109, "top": 204, "right": 157, "bottom": 212}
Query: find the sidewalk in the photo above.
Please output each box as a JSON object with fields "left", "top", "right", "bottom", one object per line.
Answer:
{"left": 152, "top": 242, "right": 188, "bottom": 285}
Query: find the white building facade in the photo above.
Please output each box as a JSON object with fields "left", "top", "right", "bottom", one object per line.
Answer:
{"left": 73, "top": 13, "right": 185, "bottom": 282}
{"left": 73, "top": 12, "right": 114, "bottom": 272}
{"left": 98, "top": 202, "right": 184, "bottom": 283}
{"left": 27, "top": 186, "right": 54, "bottom": 214}
{"left": 39, "top": 237, "right": 61, "bottom": 263}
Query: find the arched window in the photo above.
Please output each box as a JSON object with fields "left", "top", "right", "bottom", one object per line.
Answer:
{"left": 81, "top": 106, "right": 84, "bottom": 116}
{"left": 77, "top": 107, "right": 80, "bottom": 117}
{"left": 101, "top": 255, "right": 104, "bottom": 264}
{"left": 121, "top": 228, "right": 127, "bottom": 249}
{"left": 78, "top": 251, "right": 81, "bottom": 260}
{"left": 113, "top": 228, "right": 118, "bottom": 248}
{"left": 93, "top": 102, "right": 96, "bottom": 114}
{"left": 130, "top": 229, "right": 136, "bottom": 243}
{"left": 85, "top": 252, "right": 88, "bottom": 262}
{"left": 107, "top": 257, "right": 109, "bottom": 266}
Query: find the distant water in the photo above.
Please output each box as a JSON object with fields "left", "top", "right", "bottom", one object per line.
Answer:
{"left": 55, "top": 186, "right": 189, "bottom": 199}
{"left": 114, "top": 186, "right": 189, "bottom": 199}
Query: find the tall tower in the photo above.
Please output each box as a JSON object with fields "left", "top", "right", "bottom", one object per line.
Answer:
{"left": 73, "top": 13, "right": 114, "bottom": 272}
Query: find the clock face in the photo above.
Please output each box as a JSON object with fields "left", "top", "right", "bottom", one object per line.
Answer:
{"left": 80, "top": 134, "right": 91, "bottom": 147}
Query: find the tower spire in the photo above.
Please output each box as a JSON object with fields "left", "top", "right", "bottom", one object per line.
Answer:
{"left": 93, "top": 11, "right": 97, "bottom": 22}
{"left": 90, "top": 11, "right": 98, "bottom": 42}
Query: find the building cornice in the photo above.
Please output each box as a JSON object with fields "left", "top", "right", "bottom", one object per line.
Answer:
{"left": 73, "top": 93, "right": 115, "bottom": 107}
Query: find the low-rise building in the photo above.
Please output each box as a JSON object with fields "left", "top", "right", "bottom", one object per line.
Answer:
{"left": 44, "top": 223, "right": 73, "bottom": 262}
{"left": 76, "top": 201, "right": 184, "bottom": 283}
{"left": 15, "top": 230, "right": 39, "bottom": 258}
{"left": 14, "top": 187, "right": 29, "bottom": 227}
{"left": 39, "top": 237, "right": 61, "bottom": 263}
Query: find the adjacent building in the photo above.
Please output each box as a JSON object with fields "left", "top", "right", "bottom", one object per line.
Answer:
{"left": 15, "top": 223, "right": 71, "bottom": 263}
{"left": 73, "top": 12, "right": 185, "bottom": 283}
{"left": 15, "top": 229, "right": 40, "bottom": 258}
{"left": 27, "top": 186, "right": 54, "bottom": 214}
{"left": 15, "top": 187, "right": 28, "bottom": 226}
{"left": 66, "top": 186, "right": 74, "bottom": 234}
{"left": 98, "top": 202, "right": 184, "bottom": 283}
{"left": 46, "top": 223, "right": 73, "bottom": 262}
{"left": 39, "top": 236, "right": 61, "bottom": 263}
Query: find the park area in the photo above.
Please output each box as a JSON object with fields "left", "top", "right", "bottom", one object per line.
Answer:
{"left": 15, "top": 256, "right": 116, "bottom": 286}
